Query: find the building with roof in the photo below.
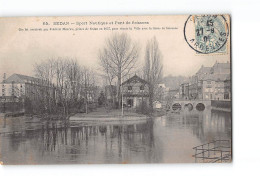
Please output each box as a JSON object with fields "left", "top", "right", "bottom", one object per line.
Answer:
{"left": 167, "top": 88, "right": 180, "bottom": 100}
{"left": 0, "top": 73, "right": 55, "bottom": 100}
{"left": 210, "top": 61, "right": 230, "bottom": 75}
{"left": 197, "top": 74, "right": 229, "bottom": 100}
{"left": 0, "top": 73, "right": 56, "bottom": 112}
{"left": 121, "top": 75, "right": 149, "bottom": 108}
{"left": 224, "top": 75, "right": 231, "bottom": 100}
{"left": 179, "top": 61, "right": 231, "bottom": 101}
{"left": 195, "top": 65, "right": 212, "bottom": 81}
{"left": 180, "top": 82, "right": 190, "bottom": 100}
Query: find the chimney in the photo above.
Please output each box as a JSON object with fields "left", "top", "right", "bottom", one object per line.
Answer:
{"left": 3, "top": 73, "right": 6, "bottom": 83}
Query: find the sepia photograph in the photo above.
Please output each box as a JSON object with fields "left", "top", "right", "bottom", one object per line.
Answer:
{"left": 0, "top": 15, "right": 231, "bottom": 164}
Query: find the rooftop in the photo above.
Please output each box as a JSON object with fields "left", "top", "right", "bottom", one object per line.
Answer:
{"left": 201, "top": 74, "right": 230, "bottom": 81}
{"left": 1, "top": 73, "right": 45, "bottom": 84}
{"left": 122, "top": 75, "right": 149, "bottom": 85}
{"left": 196, "top": 66, "right": 212, "bottom": 75}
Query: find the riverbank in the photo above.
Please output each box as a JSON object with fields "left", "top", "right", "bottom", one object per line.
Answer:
{"left": 70, "top": 107, "right": 151, "bottom": 122}
{"left": 0, "top": 107, "right": 166, "bottom": 129}
{"left": 0, "top": 107, "right": 231, "bottom": 164}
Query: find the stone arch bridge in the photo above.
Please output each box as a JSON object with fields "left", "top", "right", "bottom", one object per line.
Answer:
{"left": 166, "top": 100, "right": 212, "bottom": 112}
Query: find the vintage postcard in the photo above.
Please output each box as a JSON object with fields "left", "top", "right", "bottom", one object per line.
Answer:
{"left": 0, "top": 15, "right": 231, "bottom": 164}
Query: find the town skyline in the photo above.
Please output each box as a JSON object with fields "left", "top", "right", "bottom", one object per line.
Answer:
{"left": 0, "top": 59, "right": 230, "bottom": 87}
{"left": 0, "top": 16, "right": 229, "bottom": 82}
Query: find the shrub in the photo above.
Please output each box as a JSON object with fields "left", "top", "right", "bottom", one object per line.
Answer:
{"left": 136, "top": 101, "right": 152, "bottom": 115}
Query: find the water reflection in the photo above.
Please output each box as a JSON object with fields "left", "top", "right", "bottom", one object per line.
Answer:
{"left": 0, "top": 110, "right": 231, "bottom": 164}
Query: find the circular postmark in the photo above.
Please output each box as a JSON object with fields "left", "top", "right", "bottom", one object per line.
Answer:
{"left": 184, "top": 15, "right": 229, "bottom": 54}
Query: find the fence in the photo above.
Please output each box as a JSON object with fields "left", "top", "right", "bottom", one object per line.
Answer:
{"left": 193, "top": 140, "right": 231, "bottom": 163}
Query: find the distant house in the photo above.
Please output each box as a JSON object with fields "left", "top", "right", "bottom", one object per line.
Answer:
{"left": 80, "top": 85, "right": 99, "bottom": 103}
{"left": 180, "top": 82, "right": 190, "bottom": 100}
{"left": 197, "top": 74, "right": 230, "bottom": 100}
{"left": 197, "top": 61, "right": 230, "bottom": 100}
{"left": 195, "top": 65, "right": 212, "bottom": 81}
{"left": 210, "top": 61, "right": 230, "bottom": 75}
{"left": 178, "top": 61, "right": 231, "bottom": 101}
{"left": 0, "top": 73, "right": 55, "bottom": 101}
{"left": 0, "top": 73, "right": 55, "bottom": 112}
{"left": 224, "top": 75, "right": 231, "bottom": 100}
{"left": 167, "top": 89, "right": 180, "bottom": 100}
{"left": 121, "top": 75, "right": 149, "bottom": 108}
{"left": 153, "top": 101, "right": 162, "bottom": 109}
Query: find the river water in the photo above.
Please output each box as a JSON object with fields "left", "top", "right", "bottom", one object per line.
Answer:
{"left": 0, "top": 110, "right": 231, "bottom": 164}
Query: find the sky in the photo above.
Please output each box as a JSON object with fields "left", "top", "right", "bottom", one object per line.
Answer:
{"left": 0, "top": 15, "right": 230, "bottom": 82}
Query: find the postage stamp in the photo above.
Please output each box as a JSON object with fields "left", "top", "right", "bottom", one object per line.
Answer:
{"left": 184, "top": 15, "right": 230, "bottom": 54}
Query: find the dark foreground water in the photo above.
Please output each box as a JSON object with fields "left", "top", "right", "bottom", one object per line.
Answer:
{"left": 0, "top": 110, "right": 231, "bottom": 164}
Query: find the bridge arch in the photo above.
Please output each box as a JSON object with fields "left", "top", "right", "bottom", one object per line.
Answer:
{"left": 184, "top": 103, "right": 193, "bottom": 111}
{"left": 166, "top": 104, "right": 171, "bottom": 111}
{"left": 172, "top": 103, "right": 182, "bottom": 111}
{"left": 196, "top": 103, "right": 205, "bottom": 111}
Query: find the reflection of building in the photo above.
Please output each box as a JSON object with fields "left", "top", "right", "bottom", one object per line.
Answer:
{"left": 122, "top": 75, "right": 149, "bottom": 108}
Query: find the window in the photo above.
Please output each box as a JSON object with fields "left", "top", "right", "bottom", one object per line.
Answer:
{"left": 128, "top": 86, "right": 132, "bottom": 90}
{"left": 140, "top": 85, "right": 144, "bottom": 90}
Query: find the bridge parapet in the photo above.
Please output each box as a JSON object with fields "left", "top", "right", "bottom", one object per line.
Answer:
{"left": 168, "top": 99, "right": 211, "bottom": 112}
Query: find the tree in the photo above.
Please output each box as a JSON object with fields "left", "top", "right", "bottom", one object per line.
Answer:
{"left": 143, "top": 37, "right": 163, "bottom": 110}
{"left": 65, "top": 59, "right": 81, "bottom": 102}
{"left": 98, "top": 91, "right": 105, "bottom": 106}
{"left": 33, "top": 57, "right": 97, "bottom": 117}
{"left": 99, "top": 33, "right": 139, "bottom": 107}
{"left": 33, "top": 58, "right": 56, "bottom": 114}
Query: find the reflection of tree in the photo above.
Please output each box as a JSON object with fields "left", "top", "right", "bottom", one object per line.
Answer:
{"left": 99, "top": 126, "right": 107, "bottom": 135}
{"left": 8, "top": 133, "right": 23, "bottom": 152}
{"left": 4, "top": 120, "right": 159, "bottom": 164}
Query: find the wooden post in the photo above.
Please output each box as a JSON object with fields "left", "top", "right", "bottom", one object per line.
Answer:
{"left": 202, "top": 145, "right": 204, "bottom": 162}
{"left": 214, "top": 141, "right": 216, "bottom": 155}
{"left": 221, "top": 150, "right": 223, "bottom": 163}
{"left": 208, "top": 143, "right": 210, "bottom": 157}
{"left": 121, "top": 72, "right": 123, "bottom": 117}
{"left": 86, "top": 101, "right": 88, "bottom": 114}
{"left": 195, "top": 148, "right": 197, "bottom": 163}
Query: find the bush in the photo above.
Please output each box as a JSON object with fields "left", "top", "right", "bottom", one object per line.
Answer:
{"left": 136, "top": 101, "right": 152, "bottom": 115}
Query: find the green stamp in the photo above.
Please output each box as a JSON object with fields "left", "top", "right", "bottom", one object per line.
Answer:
{"left": 184, "top": 15, "right": 229, "bottom": 54}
